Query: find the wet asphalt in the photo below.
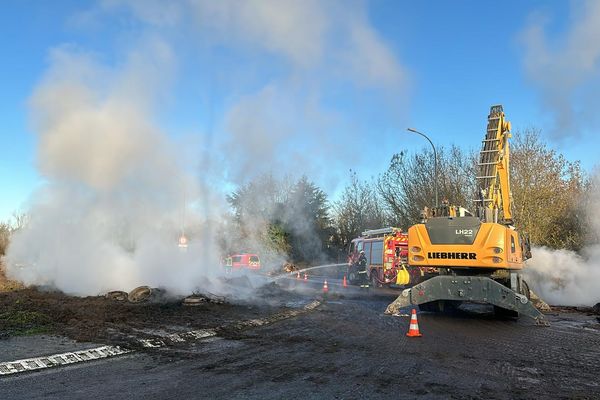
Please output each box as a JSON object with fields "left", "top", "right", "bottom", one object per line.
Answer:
{"left": 1, "top": 281, "right": 599, "bottom": 399}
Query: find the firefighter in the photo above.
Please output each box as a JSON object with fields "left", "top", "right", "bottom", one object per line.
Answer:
{"left": 358, "top": 250, "right": 367, "bottom": 268}
{"left": 348, "top": 250, "right": 368, "bottom": 285}
{"left": 357, "top": 250, "right": 369, "bottom": 286}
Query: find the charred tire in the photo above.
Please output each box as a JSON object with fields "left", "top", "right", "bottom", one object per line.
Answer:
{"left": 183, "top": 296, "right": 206, "bottom": 306}
{"left": 105, "top": 291, "right": 128, "bottom": 302}
{"left": 128, "top": 286, "right": 155, "bottom": 303}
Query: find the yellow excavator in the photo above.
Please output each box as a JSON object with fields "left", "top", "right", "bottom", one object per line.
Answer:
{"left": 386, "top": 105, "right": 547, "bottom": 325}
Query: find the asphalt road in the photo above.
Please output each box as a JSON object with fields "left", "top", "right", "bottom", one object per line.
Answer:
{"left": 1, "top": 284, "right": 599, "bottom": 399}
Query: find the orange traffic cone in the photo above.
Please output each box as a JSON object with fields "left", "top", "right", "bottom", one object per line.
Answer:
{"left": 342, "top": 275, "right": 348, "bottom": 288}
{"left": 323, "top": 280, "right": 329, "bottom": 294}
{"left": 406, "top": 309, "right": 422, "bottom": 337}
{"left": 304, "top": 273, "right": 308, "bottom": 281}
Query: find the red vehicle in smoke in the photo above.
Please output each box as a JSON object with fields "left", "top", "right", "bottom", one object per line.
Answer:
{"left": 223, "top": 253, "right": 261, "bottom": 271}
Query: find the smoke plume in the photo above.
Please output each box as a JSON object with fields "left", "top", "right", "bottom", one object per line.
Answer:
{"left": 4, "top": 1, "right": 406, "bottom": 296}
{"left": 521, "top": 0, "right": 600, "bottom": 138}
{"left": 5, "top": 41, "right": 228, "bottom": 296}
{"left": 525, "top": 172, "right": 600, "bottom": 306}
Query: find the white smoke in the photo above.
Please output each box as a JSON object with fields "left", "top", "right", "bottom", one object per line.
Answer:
{"left": 106, "top": 0, "right": 408, "bottom": 183}
{"left": 525, "top": 173, "right": 600, "bottom": 306}
{"left": 5, "top": 41, "right": 226, "bottom": 296}
{"left": 525, "top": 247, "right": 600, "bottom": 306}
{"left": 4, "top": 1, "right": 407, "bottom": 296}
{"left": 521, "top": 0, "right": 600, "bottom": 137}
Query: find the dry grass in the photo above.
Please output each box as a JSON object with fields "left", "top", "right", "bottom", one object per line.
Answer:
{"left": 0, "top": 261, "right": 24, "bottom": 292}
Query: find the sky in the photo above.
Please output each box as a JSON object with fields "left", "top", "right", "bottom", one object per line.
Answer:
{"left": 2, "top": 0, "right": 600, "bottom": 222}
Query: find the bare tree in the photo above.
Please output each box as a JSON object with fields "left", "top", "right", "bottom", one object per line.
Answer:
{"left": 377, "top": 145, "right": 477, "bottom": 227}
{"left": 333, "top": 171, "right": 389, "bottom": 248}
{"left": 0, "top": 222, "right": 10, "bottom": 256}
{"left": 10, "top": 212, "right": 28, "bottom": 231}
{"left": 0, "top": 213, "right": 28, "bottom": 256}
{"left": 511, "top": 128, "right": 589, "bottom": 250}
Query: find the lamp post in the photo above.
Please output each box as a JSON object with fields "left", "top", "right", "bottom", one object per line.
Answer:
{"left": 406, "top": 128, "right": 438, "bottom": 208}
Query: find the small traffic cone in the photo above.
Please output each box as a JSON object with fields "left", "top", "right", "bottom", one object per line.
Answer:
{"left": 296, "top": 271, "right": 300, "bottom": 280}
{"left": 322, "top": 280, "right": 329, "bottom": 294}
{"left": 406, "top": 309, "right": 422, "bottom": 337}
{"left": 304, "top": 273, "right": 308, "bottom": 281}
{"left": 342, "top": 275, "right": 348, "bottom": 288}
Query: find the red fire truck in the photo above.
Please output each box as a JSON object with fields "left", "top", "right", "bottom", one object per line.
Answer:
{"left": 347, "top": 227, "right": 435, "bottom": 288}
{"left": 223, "top": 253, "right": 261, "bottom": 272}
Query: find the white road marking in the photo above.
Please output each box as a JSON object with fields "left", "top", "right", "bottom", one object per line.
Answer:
{"left": 0, "top": 345, "right": 131, "bottom": 376}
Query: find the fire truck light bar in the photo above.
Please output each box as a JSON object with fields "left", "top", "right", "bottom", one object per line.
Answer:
{"left": 361, "top": 227, "right": 400, "bottom": 237}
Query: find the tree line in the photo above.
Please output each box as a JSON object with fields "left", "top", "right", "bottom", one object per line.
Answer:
{"left": 224, "top": 129, "right": 592, "bottom": 266}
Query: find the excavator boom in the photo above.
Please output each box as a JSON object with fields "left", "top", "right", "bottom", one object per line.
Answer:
{"left": 477, "top": 105, "right": 513, "bottom": 224}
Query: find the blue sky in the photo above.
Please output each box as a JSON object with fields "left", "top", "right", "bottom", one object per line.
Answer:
{"left": 2, "top": 0, "right": 599, "bottom": 222}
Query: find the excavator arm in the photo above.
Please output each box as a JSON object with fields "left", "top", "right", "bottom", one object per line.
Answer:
{"left": 477, "top": 105, "right": 513, "bottom": 224}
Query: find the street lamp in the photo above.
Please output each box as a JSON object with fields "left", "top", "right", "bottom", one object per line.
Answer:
{"left": 406, "top": 128, "right": 438, "bottom": 208}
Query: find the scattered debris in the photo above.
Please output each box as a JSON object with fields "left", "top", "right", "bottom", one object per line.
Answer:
{"left": 182, "top": 296, "right": 205, "bottom": 306}
{"left": 0, "top": 285, "right": 297, "bottom": 344}
{"left": 529, "top": 289, "right": 552, "bottom": 312}
{"left": 283, "top": 262, "right": 298, "bottom": 273}
{"left": 127, "top": 286, "right": 152, "bottom": 303}
{"left": 127, "top": 286, "right": 166, "bottom": 303}
{"left": 183, "top": 293, "right": 226, "bottom": 306}
{"left": 105, "top": 291, "right": 128, "bottom": 302}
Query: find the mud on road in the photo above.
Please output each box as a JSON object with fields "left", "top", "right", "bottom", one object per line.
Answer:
{"left": 1, "top": 279, "right": 600, "bottom": 399}
{"left": 0, "top": 281, "right": 307, "bottom": 347}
